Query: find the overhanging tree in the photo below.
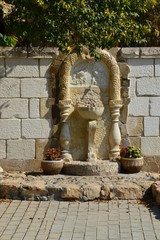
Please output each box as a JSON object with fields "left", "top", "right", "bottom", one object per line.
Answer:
{"left": 2, "top": 0, "right": 160, "bottom": 56}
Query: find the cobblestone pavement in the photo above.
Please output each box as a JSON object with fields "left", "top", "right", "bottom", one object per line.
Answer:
{"left": 0, "top": 200, "right": 159, "bottom": 240}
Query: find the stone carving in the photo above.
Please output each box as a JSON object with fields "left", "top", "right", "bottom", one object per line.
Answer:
{"left": 58, "top": 47, "right": 122, "bottom": 160}
{"left": 70, "top": 60, "right": 109, "bottom": 87}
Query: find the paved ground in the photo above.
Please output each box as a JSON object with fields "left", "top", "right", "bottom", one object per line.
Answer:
{"left": 0, "top": 200, "right": 159, "bottom": 240}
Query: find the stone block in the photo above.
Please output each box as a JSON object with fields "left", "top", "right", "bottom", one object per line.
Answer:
{"left": 129, "top": 137, "right": 141, "bottom": 148}
{"left": 155, "top": 59, "right": 160, "bottom": 76}
{"left": 0, "top": 119, "right": 20, "bottom": 139}
{"left": 137, "top": 77, "right": 160, "bottom": 96}
{"left": 6, "top": 58, "right": 39, "bottom": 77}
{"left": 0, "top": 140, "right": 6, "bottom": 159}
{"left": 121, "top": 87, "right": 129, "bottom": 98}
{"left": 83, "top": 184, "right": 101, "bottom": 200}
{"left": 129, "top": 78, "right": 136, "bottom": 98}
{"left": 110, "top": 183, "right": 142, "bottom": 200}
{"left": 127, "top": 117, "right": 143, "bottom": 137}
{"left": 0, "top": 78, "right": 20, "bottom": 97}
{"left": 128, "top": 97, "right": 149, "bottom": 116}
{"left": 143, "top": 156, "right": 160, "bottom": 173}
{"left": 0, "top": 58, "right": 5, "bottom": 77}
{"left": 0, "top": 159, "right": 41, "bottom": 172}
{"left": 60, "top": 184, "right": 82, "bottom": 200}
{"left": 127, "top": 59, "right": 154, "bottom": 77}
{"left": 7, "top": 140, "right": 35, "bottom": 160}
{"left": 140, "top": 47, "right": 160, "bottom": 58}
{"left": 141, "top": 137, "right": 160, "bottom": 156}
{"left": 21, "top": 78, "right": 50, "bottom": 97}
{"left": 36, "top": 139, "right": 52, "bottom": 160}
{"left": 0, "top": 99, "right": 28, "bottom": 118}
{"left": 120, "top": 48, "right": 140, "bottom": 58}
{"left": 40, "top": 59, "right": 53, "bottom": 78}
{"left": 144, "top": 117, "right": 159, "bottom": 136}
{"left": 118, "top": 62, "right": 130, "bottom": 79}
{"left": 40, "top": 98, "right": 55, "bottom": 118}
{"left": 150, "top": 97, "right": 160, "bottom": 116}
{"left": 22, "top": 119, "right": 52, "bottom": 138}
{"left": 29, "top": 98, "right": 39, "bottom": 118}
{"left": 101, "top": 184, "right": 110, "bottom": 200}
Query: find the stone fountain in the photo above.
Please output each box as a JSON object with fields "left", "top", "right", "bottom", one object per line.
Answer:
{"left": 58, "top": 48, "right": 123, "bottom": 175}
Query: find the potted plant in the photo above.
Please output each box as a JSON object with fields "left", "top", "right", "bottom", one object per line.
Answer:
{"left": 41, "top": 147, "right": 63, "bottom": 175}
{"left": 120, "top": 146, "right": 143, "bottom": 173}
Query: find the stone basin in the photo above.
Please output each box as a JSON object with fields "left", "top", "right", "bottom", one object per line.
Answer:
{"left": 77, "top": 107, "right": 104, "bottom": 120}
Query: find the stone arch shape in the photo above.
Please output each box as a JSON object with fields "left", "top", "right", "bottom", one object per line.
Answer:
{"left": 58, "top": 48, "right": 123, "bottom": 161}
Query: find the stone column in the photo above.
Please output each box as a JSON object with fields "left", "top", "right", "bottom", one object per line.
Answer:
{"left": 87, "top": 120, "right": 97, "bottom": 162}
{"left": 58, "top": 100, "right": 72, "bottom": 162}
{"left": 109, "top": 100, "right": 123, "bottom": 160}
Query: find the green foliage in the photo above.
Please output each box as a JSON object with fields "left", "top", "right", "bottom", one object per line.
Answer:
{"left": 120, "top": 146, "right": 142, "bottom": 159}
{"left": 2, "top": 0, "right": 159, "bottom": 54}
{"left": 0, "top": 33, "right": 17, "bottom": 47}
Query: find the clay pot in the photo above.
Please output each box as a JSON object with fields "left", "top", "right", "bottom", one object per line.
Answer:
{"left": 121, "top": 157, "right": 143, "bottom": 173}
{"left": 41, "top": 159, "right": 63, "bottom": 175}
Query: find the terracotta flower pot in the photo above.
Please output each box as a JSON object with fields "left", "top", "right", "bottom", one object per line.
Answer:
{"left": 41, "top": 159, "right": 63, "bottom": 175}
{"left": 121, "top": 157, "right": 143, "bottom": 173}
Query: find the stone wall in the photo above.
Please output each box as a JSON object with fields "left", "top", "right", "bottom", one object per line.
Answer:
{"left": 0, "top": 47, "right": 62, "bottom": 171}
{"left": 118, "top": 48, "right": 160, "bottom": 172}
{"left": 0, "top": 47, "right": 160, "bottom": 172}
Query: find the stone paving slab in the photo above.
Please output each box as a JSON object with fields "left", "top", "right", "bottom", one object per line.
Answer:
{"left": 0, "top": 171, "right": 160, "bottom": 201}
{"left": 0, "top": 200, "right": 159, "bottom": 240}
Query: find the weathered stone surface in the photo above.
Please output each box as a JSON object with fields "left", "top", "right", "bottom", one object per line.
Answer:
{"left": 0, "top": 99, "right": 28, "bottom": 118}
{"left": 152, "top": 182, "right": 160, "bottom": 198}
{"left": 60, "top": 184, "right": 82, "bottom": 200}
{"left": 101, "top": 184, "right": 110, "bottom": 200}
{"left": 40, "top": 59, "right": 53, "bottom": 77}
{"left": 129, "top": 78, "right": 136, "bottom": 98}
{"left": 40, "top": 98, "right": 55, "bottom": 118}
{"left": 140, "top": 47, "right": 160, "bottom": 58}
{"left": 119, "top": 123, "right": 128, "bottom": 138}
{"left": 20, "top": 180, "right": 47, "bottom": 200}
{"left": 118, "top": 62, "right": 130, "bottom": 79}
{"left": 0, "top": 119, "right": 20, "bottom": 139}
{"left": 108, "top": 47, "right": 119, "bottom": 59}
{"left": 0, "top": 171, "right": 159, "bottom": 201}
{"left": 141, "top": 137, "right": 160, "bottom": 156}
{"left": 36, "top": 139, "right": 52, "bottom": 160}
{"left": 0, "top": 167, "right": 3, "bottom": 172}
{"left": 110, "top": 183, "right": 142, "bottom": 200}
{"left": 0, "top": 159, "right": 41, "bottom": 172}
{"left": 6, "top": 58, "right": 39, "bottom": 77}
{"left": 7, "top": 139, "right": 35, "bottom": 160}
{"left": 29, "top": 98, "right": 39, "bottom": 118}
{"left": 155, "top": 59, "right": 160, "bottom": 76}
{"left": 0, "top": 47, "right": 59, "bottom": 58}
{"left": 129, "top": 137, "right": 141, "bottom": 148}
{"left": 121, "top": 87, "right": 129, "bottom": 98}
{"left": 150, "top": 97, "right": 160, "bottom": 116}
{"left": 21, "top": 78, "right": 50, "bottom": 98}
{"left": 0, "top": 58, "right": 5, "bottom": 77}
{"left": 143, "top": 156, "right": 160, "bottom": 173}
{"left": 144, "top": 117, "right": 159, "bottom": 136}
{"left": 120, "top": 48, "right": 140, "bottom": 58}
{"left": 63, "top": 161, "right": 119, "bottom": 176}
{"left": 127, "top": 117, "right": 143, "bottom": 137}
{"left": 137, "top": 77, "right": 160, "bottom": 96}
{"left": 22, "top": 119, "right": 52, "bottom": 138}
{"left": 0, "top": 140, "right": 6, "bottom": 159}
{"left": 127, "top": 59, "right": 154, "bottom": 77}
{"left": 128, "top": 98, "right": 149, "bottom": 116}
{"left": 83, "top": 183, "right": 101, "bottom": 200}
{"left": 0, "top": 78, "right": 20, "bottom": 97}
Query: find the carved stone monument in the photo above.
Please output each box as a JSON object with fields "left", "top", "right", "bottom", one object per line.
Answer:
{"left": 58, "top": 48, "right": 122, "bottom": 165}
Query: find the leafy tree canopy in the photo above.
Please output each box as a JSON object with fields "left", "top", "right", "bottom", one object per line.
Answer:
{"left": 1, "top": 0, "right": 160, "bottom": 56}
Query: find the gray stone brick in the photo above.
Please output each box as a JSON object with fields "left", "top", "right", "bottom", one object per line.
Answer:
{"left": 137, "top": 77, "right": 160, "bottom": 96}
{"left": 144, "top": 117, "right": 159, "bottom": 136}
{"left": 0, "top": 78, "right": 20, "bottom": 98}
{"left": 0, "top": 119, "right": 20, "bottom": 139}
{"left": 127, "top": 59, "right": 154, "bottom": 77}
{"left": 128, "top": 97, "right": 149, "bottom": 116}
{"left": 141, "top": 137, "right": 160, "bottom": 156}
{"left": 0, "top": 58, "right": 5, "bottom": 77}
{"left": 6, "top": 58, "right": 39, "bottom": 77}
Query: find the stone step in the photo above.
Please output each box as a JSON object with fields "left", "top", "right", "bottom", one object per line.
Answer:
{"left": 0, "top": 171, "right": 159, "bottom": 201}
{"left": 62, "top": 160, "right": 120, "bottom": 176}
